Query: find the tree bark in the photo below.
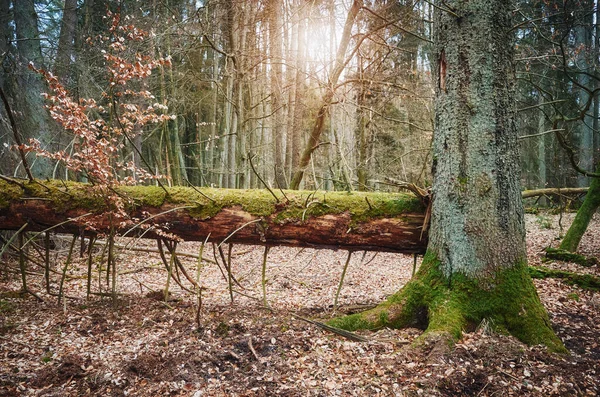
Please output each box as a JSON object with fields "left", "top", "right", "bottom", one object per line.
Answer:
{"left": 329, "top": 0, "right": 565, "bottom": 353}
{"left": 0, "top": 180, "right": 426, "bottom": 253}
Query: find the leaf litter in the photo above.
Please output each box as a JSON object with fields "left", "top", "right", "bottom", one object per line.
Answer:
{"left": 0, "top": 212, "right": 598, "bottom": 396}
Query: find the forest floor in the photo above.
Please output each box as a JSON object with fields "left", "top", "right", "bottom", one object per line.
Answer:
{"left": 0, "top": 212, "right": 599, "bottom": 396}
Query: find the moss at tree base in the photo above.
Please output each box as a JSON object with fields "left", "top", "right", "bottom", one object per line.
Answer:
{"left": 328, "top": 252, "right": 567, "bottom": 353}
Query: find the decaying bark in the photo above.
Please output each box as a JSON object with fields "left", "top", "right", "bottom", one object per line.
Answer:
{"left": 0, "top": 179, "right": 426, "bottom": 253}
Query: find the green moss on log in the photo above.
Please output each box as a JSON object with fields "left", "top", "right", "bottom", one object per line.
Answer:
{"left": 328, "top": 252, "right": 566, "bottom": 353}
{"left": 528, "top": 266, "right": 600, "bottom": 291}
{"left": 12, "top": 180, "right": 108, "bottom": 212}
{"left": 274, "top": 191, "right": 423, "bottom": 224}
{"left": 0, "top": 181, "right": 23, "bottom": 209}
{"left": 109, "top": 185, "right": 423, "bottom": 222}
{"left": 0, "top": 180, "right": 423, "bottom": 223}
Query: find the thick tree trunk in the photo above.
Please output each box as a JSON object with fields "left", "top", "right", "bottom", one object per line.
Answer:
{"left": 0, "top": 180, "right": 426, "bottom": 253}
{"left": 329, "top": 0, "right": 565, "bottom": 353}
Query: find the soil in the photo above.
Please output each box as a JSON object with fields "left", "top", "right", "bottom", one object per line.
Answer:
{"left": 0, "top": 212, "right": 598, "bottom": 396}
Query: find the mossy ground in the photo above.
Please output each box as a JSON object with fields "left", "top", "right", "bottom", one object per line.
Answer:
{"left": 328, "top": 252, "right": 567, "bottom": 353}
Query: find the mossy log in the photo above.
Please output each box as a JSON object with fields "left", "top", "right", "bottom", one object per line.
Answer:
{"left": 0, "top": 180, "right": 427, "bottom": 253}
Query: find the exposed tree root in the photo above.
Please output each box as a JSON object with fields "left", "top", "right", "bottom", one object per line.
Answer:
{"left": 544, "top": 248, "right": 598, "bottom": 267}
{"left": 528, "top": 266, "right": 600, "bottom": 291}
{"left": 327, "top": 253, "right": 567, "bottom": 353}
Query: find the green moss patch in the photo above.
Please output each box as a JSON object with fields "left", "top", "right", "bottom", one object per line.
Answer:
{"left": 0, "top": 180, "right": 23, "bottom": 209}
{"left": 274, "top": 190, "right": 423, "bottom": 224}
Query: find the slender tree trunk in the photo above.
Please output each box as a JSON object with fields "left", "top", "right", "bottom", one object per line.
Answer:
{"left": 289, "top": 0, "right": 362, "bottom": 190}
{"left": 284, "top": 1, "right": 298, "bottom": 179}
{"left": 537, "top": 98, "right": 547, "bottom": 190}
{"left": 269, "top": 0, "right": 287, "bottom": 188}
{"left": 14, "top": 0, "right": 54, "bottom": 178}
{"left": 54, "top": 0, "right": 78, "bottom": 83}
{"left": 576, "top": 7, "right": 594, "bottom": 187}
{"left": 290, "top": 1, "right": 306, "bottom": 176}
{"left": 208, "top": 40, "right": 219, "bottom": 186}
{"left": 329, "top": 0, "right": 564, "bottom": 353}
{"left": 559, "top": 163, "right": 600, "bottom": 252}
{"left": 356, "top": 53, "right": 368, "bottom": 191}
{"left": 0, "top": 0, "right": 15, "bottom": 175}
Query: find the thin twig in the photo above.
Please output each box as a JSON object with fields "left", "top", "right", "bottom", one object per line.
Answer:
{"left": 0, "top": 86, "right": 34, "bottom": 182}
{"left": 291, "top": 313, "right": 369, "bottom": 342}
{"left": 261, "top": 246, "right": 271, "bottom": 309}
{"left": 184, "top": 176, "right": 215, "bottom": 203}
{"left": 333, "top": 251, "right": 353, "bottom": 312}
{"left": 0, "top": 174, "right": 25, "bottom": 188}
{"left": 248, "top": 336, "right": 262, "bottom": 363}
{"left": 248, "top": 153, "right": 279, "bottom": 203}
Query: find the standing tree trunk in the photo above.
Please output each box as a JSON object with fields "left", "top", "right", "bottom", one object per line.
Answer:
{"left": 14, "top": 0, "right": 54, "bottom": 178}
{"left": 290, "top": 1, "right": 306, "bottom": 178}
{"left": 0, "top": 0, "right": 14, "bottom": 175}
{"left": 356, "top": 52, "right": 369, "bottom": 191}
{"left": 269, "top": 0, "right": 287, "bottom": 189}
{"left": 329, "top": 0, "right": 565, "bottom": 353}
{"left": 0, "top": 0, "right": 11, "bottom": 73}
{"left": 575, "top": 6, "right": 594, "bottom": 188}
{"left": 54, "top": 0, "right": 78, "bottom": 83}
{"left": 559, "top": 163, "right": 600, "bottom": 252}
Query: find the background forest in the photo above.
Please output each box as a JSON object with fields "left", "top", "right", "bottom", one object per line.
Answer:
{"left": 0, "top": 0, "right": 598, "bottom": 193}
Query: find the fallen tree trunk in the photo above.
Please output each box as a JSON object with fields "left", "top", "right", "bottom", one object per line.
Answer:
{"left": 521, "top": 187, "right": 589, "bottom": 199}
{"left": 0, "top": 180, "right": 427, "bottom": 253}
